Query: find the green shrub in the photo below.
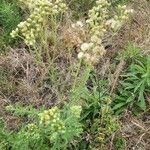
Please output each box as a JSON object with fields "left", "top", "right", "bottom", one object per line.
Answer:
{"left": 0, "top": 0, "right": 22, "bottom": 52}
{"left": 113, "top": 56, "right": 150, "bottom": 114}
{"left": 78, "top": 76, "right": 119, "bottom": 149}
{"left": 1, "top": 105, "right": 83, "bottom": 150}
{"left": 0, "top": 119, "right": 12, "bottom": 150}
{"left": 114, "top": 137, "right": 126, "bottom": 150}
{"left": 119, "top": 42, "right": 141, "bottom": 62}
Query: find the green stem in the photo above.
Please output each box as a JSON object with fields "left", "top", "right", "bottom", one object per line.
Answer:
{"left": 72, "top": 59, "right": 82, "bottom": 90}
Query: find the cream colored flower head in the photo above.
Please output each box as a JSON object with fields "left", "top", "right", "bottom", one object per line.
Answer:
{"left": 81, "top": 43, "right": 93, "bottom": 51}
{"left": 76, "top": 21, "right": 84, "bottom": 27}
{"left": 78, "top": 52, "right": 84, "bottom": 59}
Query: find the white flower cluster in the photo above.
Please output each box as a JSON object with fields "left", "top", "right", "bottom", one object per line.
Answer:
{"left": 86, "top": 0, "right": 110, "bottom": 36}
{"left": 78, "top": 0, "right": 133, "bottom": 64}
{"left": 78, "top": 42, "right": 105, "bottom": 64}
{"left": 78, "top": 0, "right": 110, "bottom": 64}
{"left": 71, "top": 21, "right": 84, "bottom": 28}
{"left": 28, "top": 123, "right": 37, "bottom": 131}
{"left": 10, "top": 0, "right": 67, "bottom": 46}
{"left": 106, "top": 5, "right": 134, "bottom": 30}
{"left": 39, "top": 107, "right": 66, "bottom": 134}
{"left": 70, "top": 105, "right": 82, "bottom": 118}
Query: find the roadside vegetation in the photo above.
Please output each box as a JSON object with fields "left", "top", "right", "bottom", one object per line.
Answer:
{"left": 0, "top": 0, "right": 150, "bottom": 149}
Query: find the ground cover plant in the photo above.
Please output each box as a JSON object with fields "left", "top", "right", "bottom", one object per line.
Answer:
{"left": 0, "top": 0, "right": 22, "bottom": 53}
{"left": 0, "top": 0, "right": 150, "bottom": 149}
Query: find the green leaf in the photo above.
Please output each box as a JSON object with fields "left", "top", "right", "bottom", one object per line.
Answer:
{"left": 147, "top": 78, "right": 150, "bottom": 86}
{"left": 130, "top": 64, "right": 145, "bottom": 74}
{"left": 120, "top": 82, "right": 135, "bottom": 91}
{"left": 134, "top": 80, "right": 144, "bottom": 93}
{"left": 138, "top": 87, "right": 146, "bottom": 110}
{"left": 126, "top": 96, "right": 134, "bottom": 103}
{"left": 113, "top": 102, "right": 126, "bottom": 111}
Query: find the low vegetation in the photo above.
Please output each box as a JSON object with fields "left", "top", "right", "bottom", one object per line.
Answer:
{"left": 0, "top": 0, "right": 150, "bottom": 149}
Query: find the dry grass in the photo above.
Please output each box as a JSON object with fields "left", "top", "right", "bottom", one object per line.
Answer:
{"left": 109, "top": 60, "right": 126, "bottom": 95}
{"left": 120, "top": 111, "right": 150, "bottom": 150}
{"left": 0, "top": 49, "right": 55, "bottom": 108}
{"left": 110, "top": 0, "right": 150, "bottom": 56}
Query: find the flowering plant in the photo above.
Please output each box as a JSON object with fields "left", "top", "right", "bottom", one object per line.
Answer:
{"left": 10, "top": 0, "right": 67, "bottom": 46}
{"left": 77, "top": 0, "right": 133, "bottom": 64}
{"left": 7, "top": 105, "right": 83, "bottom": 150}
